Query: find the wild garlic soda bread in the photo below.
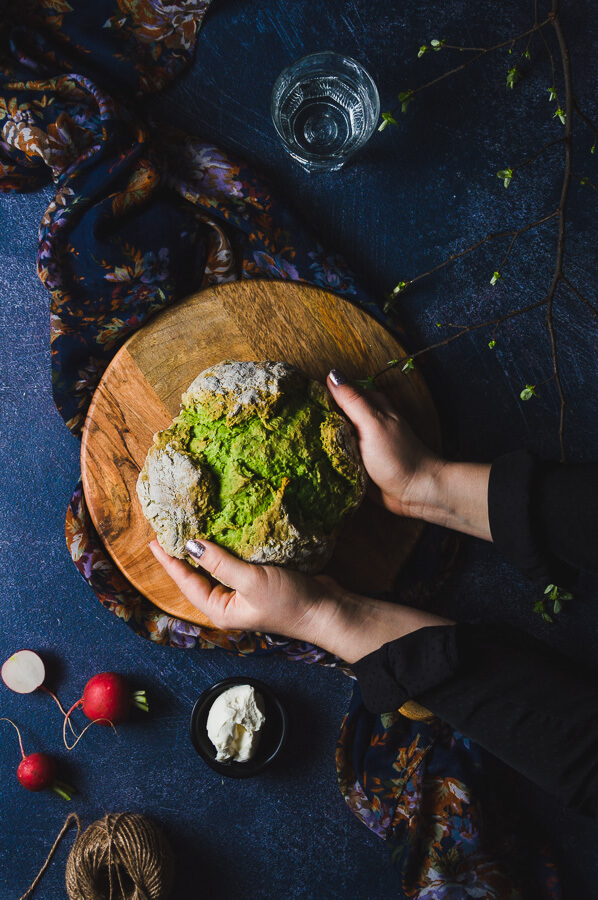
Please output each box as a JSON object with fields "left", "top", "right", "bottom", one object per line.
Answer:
{"left": 137, "top": 360, "right": 366, "bottom": 573}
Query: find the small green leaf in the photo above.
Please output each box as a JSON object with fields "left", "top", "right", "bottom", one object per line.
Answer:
{"left": 488, "top": 339, "right": 496, "bottom": 349}
{"left": 506, "top": 66, "right": 521, "bottom": 89}
{"left": 547, "top": 86, "right": 557, "bottom": 102}
{"left": 490, "top": 270, "right": 503, "bottom": 286}
{"left": 591, "top": 144, "right": 596, "bottom": 155}
{"left": 580, "top": 176, "right": 589, "bottom": 186}
{"left": 378, "top": 111, "right": 399, "bottom": 131}
{"left": 402, "top": 357, "right": 415, "bottom": 373}
{"left": 398, "top": 91, "right": 414, "bottom": 113}
{"left": 436, "top": 322, "right": 442, "bottom": 328}
{"left": 544, "top": 584, "right": 573, "bottom": 611}
{"left": 418, "top": 45, "right": 428, "bottom": 58}
{"left": 430, "top": 38, "right": 445, "bottom": 51}
{"left": 520, "top": 384, "right": 537, "bottom": 401}
{"left": 356, "top": 375, "right": 376, "bottom": 390}
{"left": 387, "top": 358, "right": 399, "bottom": 367}
{"left": 554, "top": 107, "right": 566, "bottom": 124}
{"left": 524, "top": 49, "right": 531, "bottom": 60}
{"left": 497, "top": 167, "right": 513, "bottom": 188}
{"left": 391, "top": 280, "right": 407, "bottom": 296}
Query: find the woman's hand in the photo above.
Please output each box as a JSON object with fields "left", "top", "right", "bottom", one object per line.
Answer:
{"left": 149, "top": 539, "right": 451, "bottom": 662}
{"left": 328, "top": 370, "right": 441, "bottom": 519}
{"left": 328, "top": 371, "right": 492, "bottom": 541}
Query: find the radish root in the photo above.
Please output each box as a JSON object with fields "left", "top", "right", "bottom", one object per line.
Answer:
{"left": 40, "top": 686, "right": 77, "bottom": 737}
{"left": 0, "top": 716, "right": 26, "bottom": 759}
{"left": 62, "top": 702, "right": 117, "bottom": 751}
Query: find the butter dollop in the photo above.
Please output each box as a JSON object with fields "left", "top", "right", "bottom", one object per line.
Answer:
{"left": 206, "top": 684, "right": 266, "bottom": 762}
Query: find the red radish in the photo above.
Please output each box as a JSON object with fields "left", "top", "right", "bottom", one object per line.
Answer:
{"left": 63, "top": 672, "right": 148, "bottom": 749}
{"left": 17, "top": 753, "right": 57, "bottom": 792}
{"left": 1, "top": 718, "right": 75, "bottom": 800}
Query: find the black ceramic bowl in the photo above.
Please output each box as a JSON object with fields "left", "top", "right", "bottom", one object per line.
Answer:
{"left": 189, "top": 677, "right": 288, "bottom": 778}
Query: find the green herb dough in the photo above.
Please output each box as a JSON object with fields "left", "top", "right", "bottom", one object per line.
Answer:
{"left": 137, "top": 360, "right": 365, "bottom": 572}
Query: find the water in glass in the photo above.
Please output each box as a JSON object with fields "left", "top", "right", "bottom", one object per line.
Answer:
{"left": 271, "top": 52, "right": 379, "bottom": 172}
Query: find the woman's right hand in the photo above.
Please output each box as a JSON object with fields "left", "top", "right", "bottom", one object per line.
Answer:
{"left": 328, "top": 370, "right": 492, "bottom": 541}
{"left": 328, "top": 370, "right": 443, "bottom": 519}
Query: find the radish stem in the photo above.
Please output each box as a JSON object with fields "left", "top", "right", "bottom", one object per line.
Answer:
{"left": 50, "top": 780, "right": 75, "bottom": 801}
{"left": 131, "top": 690, "right": 149, "bottom": 712}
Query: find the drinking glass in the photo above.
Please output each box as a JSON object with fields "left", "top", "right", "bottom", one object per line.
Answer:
{"left": 271, "top": 51, "right": 380, "bottom": 172}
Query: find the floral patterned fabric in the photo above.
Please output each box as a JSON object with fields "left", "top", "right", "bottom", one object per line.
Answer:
{"left": 0, "top": 2, "right": 559, "bottom": 896}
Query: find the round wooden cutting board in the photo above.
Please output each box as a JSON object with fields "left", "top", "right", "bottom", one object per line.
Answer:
{"left": 81, "top": 280, "right": 440, "bottom": 627}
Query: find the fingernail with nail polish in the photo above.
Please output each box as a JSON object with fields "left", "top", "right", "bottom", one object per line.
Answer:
{"left": 185, "top": 539, "right": 206, "bottom": 560}
{"left": 329, "top": 369, "right": 347, "bottom": 386}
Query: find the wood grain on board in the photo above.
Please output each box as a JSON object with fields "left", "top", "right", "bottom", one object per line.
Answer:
{"left": 81, "top": 280, "right": 440, "bottom": 627}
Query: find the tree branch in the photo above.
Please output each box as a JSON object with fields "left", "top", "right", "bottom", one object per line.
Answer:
{"left": 378, "top": 0, "right": 596, "bottom": 461}
{"left": 562, "top": 276, "right": 598, "bottom": 317}
{"left": 388, "top": 19, "right": 551, "bottom": 116}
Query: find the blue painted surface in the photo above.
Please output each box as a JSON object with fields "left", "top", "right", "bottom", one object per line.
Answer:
{"left": 1, "top": 1, "right": 597, "bottom": 897}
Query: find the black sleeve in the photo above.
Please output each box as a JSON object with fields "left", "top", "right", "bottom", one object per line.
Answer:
{"left": 489, "top": 449, "right": 598, "bottom": 587}
{"left": 353, "top": 622, "right": 598, "bottom": 817}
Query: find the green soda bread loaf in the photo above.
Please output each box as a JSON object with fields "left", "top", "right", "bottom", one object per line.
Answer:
{"left": 136, "top": 360, "right": 366, "bottom": 573}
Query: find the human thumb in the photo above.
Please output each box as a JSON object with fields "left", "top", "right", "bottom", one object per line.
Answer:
{"left": 327, "top": 369, "right": 384, "bottom": 431}
{"left": 185, "top": 539, "right": 264, "bottom": 594}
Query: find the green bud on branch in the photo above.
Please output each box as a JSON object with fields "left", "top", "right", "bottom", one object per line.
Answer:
{"left": 544, "top": 583, "right": 573, "bottom": 616}
{"left": 547, "top": 86, "right": 557, "bottom": 101}
{"left": 520, "top": 384, "right": 537, "bottom": 401}
{"left": 497, "top": 167, "right": 514, "bottom": 188}
{"left": 356, "top": 375, "right": 376, "bottom": 390}
{"left": 490, "top": 271, "right": 503, "bottom": 285}
{"left": 554, "top": 107, "right": 566, "bottom": 124}
{"left": 533, "top": 599, "right": 553, "bottom": 623}
{"left": 398, "top": 91, "right": 414, "bottom": 113}
{"left": 378, "top": 111, "right": 399, "bottom": 131}
{"left": 402, "top": 358, "right": 415, "bottom": 373}
{"left": 488, "top": 339, "right": 497, "bottom": 349}
{"left": 506, "top": 66, "right": 521, "bottom": 89}
{"left": 390, "top": 280, "right": 408, "bottom": 296}
{"left": 418, "top": 45, "right": 428, "bottom": 58}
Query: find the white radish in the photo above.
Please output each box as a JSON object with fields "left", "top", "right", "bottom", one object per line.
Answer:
{"left": 1, "top": 650, "right": 76, "bottom": 739}
{"left": 1, "top": 650, "right": 45, "bottom": 693}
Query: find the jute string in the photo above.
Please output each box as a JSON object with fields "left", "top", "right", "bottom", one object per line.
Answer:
{"left": 20, "top": 812, "right": 175, "bottom": 900}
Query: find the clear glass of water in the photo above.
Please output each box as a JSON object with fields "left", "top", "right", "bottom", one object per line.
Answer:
{"left": 271, "top": 51, "right": 380, "bottom": 173}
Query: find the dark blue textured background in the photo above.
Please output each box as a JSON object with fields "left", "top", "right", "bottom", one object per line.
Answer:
{"left": 1, "top": 1, "right": 597, "bottom": 897}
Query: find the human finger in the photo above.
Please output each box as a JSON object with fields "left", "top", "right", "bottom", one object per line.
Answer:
{"left": 327, "top": 370, "right": 393, "bottom": 430}
{"left": 149, "top": 540, "right": 212, "bottom": 602}
{"left": 184, "top": 538, "right": 267, "bottom": 596}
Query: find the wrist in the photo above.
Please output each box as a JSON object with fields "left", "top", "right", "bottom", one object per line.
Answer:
{"left": 412, "top": 459, "right": 492, "bottom": 540}
{"left": 309, "top": 590, "right": 453, "bottom": 664}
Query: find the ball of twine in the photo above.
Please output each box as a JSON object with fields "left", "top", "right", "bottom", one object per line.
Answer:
{"left": 65, "top": 812, "right": 175, "bottom": 900}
